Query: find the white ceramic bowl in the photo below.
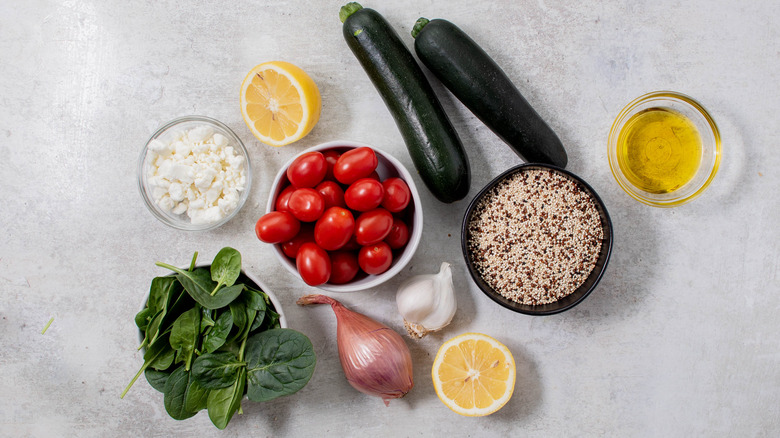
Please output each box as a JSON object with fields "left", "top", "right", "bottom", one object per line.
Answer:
{"left": 266, "top": 140, "right": 423, "bottom": 292}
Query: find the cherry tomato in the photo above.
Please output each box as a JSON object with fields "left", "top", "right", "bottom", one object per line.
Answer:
{"left": 358, "top": 242, "right": 393, "bottom": 275}
{"left": 315, "top": 180, "right": 347, "bottom": 210}
{"left": 354, "top": 208, "right": 393, "bottom": 245}
{"left": 345, "top": 178, "right": 385, "bottom": 212}
{"left": 314, "top": 207, "right": 355, "bottom": 251}
{"left": 280, "top": 225, "right": 314, "bottom": 258}
{"left": 367, "top": 170, "right": 380, "bottom": 181}
{"left": 329, "top": 251, "right": 360, "bottom": 284}
{"left": 381, "top": 178, "right": 411, "bottom": 213}
{"left": 333, "top": 147, "right": 378, "bottom": 184}
{"left": 341, "top": 234, "right": 361, "bottom": 251}
{"left": 288, "top": 188, "right": 325, "bottom": 222}
{"left": 287, "top": 151, "right": 327, "bottom": 188}
{"left": 385, "top": 218, "right": 410, "bottom": 249}
{"left": 255, "top": 211, "right": 300, "bottom": 244}
{"left": 296, "top": 242, "right": 331, "bottom": 286}
{"left": 275, "top": 185, "right": 296, "bottom": 213}
{"left": 323, "top": 150, "right": 341, "bottom": 181}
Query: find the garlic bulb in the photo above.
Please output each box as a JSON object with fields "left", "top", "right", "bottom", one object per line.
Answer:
{"left": 395, "top": 262, "right": 457, "bottom": 338}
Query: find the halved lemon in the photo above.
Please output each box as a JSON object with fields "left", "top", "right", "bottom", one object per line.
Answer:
{"left": 240, "top": 61, "right": 321, "bottom": 147}
{"left": 432, "top": 332, "right": 516, "bottom": 416}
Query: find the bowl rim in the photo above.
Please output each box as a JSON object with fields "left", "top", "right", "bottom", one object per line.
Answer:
{"left": 266, "top": 140, "right": 424, "bottom": 292}
{"left": 137, "top": 263, "right": 288, "bottom": 345}
{"left": 461, "top": 163, "right": 613, "bottom": 315}
{"left": 607, "top": 90, "right": 722, "bottom": 208}
{"left": 137, "top": 115, "right": 253, "bottom": 231}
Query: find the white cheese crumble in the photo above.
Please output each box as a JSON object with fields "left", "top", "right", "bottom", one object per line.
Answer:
{"left": 145, "top": 125, "right": 247, "bottom": 225}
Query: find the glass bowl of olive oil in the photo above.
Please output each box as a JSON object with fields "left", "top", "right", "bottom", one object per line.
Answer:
{"left": 608, "top": 91, "right": 721, "bottom": 207}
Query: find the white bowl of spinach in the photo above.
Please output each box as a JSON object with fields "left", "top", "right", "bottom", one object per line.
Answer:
{"left": 122, "top": 247, "right": 316, "bottom": 430}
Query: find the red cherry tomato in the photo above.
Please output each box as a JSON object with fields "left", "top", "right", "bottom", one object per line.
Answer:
{"left": 333, "top": 147, "right": 378, "bottom": 184}
{"left": 358, "top": 242, "right": 393, "bottom": 275}
{"left": 367, "top": 170, "right": 380, "bottom": 181}
{"left": 296, "top": 242, "right": 331, "bottom": 286}
{"left": 288, "top": 188, "right": 325, "bottom": 222}
{"left": 354, "top": 208, "right": 394, "bottom": 245}
{"left": 329, "top": 251, "right": 360, "bottom": 284}
{"left": 255, "top": 211, "right": 300, "bottom": 244}
{"left": 323, "top": 150, "right": 341, "bottom": 181}
{"left": 341, "top": 235, "right": 361, "bottom": 251}
{"left": 314, "top": 207, "right": 355, "bottom": 251}
{"left": 275, "top": 185, "right": 296, "bottom": 213}
{"left": 381, "top": 178, "right": 411, "bottom": 213}
{"left": 280, "top": 225, "right": 314, "bottom": 258}
{"left": 315, "top": 180, "right": 347, "bottom": 209}
{"left": 345, "top": 178, "right": 385, "bottom": 212}
{"left": 385, "top": 218, "right": 410, "bottom": 249}
{"left": 287, "top": 151, "right": 327, "bottom": 188}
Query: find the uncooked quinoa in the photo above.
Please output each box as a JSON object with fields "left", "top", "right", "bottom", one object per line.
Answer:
{"left": 467, "top": 169, "right": 603, "bottom": 305}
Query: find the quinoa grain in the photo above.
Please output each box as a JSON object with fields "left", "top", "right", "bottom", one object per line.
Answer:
{"left": 467, "top": 169, "right": 603, "bottom": 305}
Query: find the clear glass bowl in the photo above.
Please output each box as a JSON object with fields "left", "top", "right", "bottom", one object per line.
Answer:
{"left": 607, "top": 91, "right": 721, "bottom": 207}
{"left": 137, "top": 116, "right": 252, "bottom": 231}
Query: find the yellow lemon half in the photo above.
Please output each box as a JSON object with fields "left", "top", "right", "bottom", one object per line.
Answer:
{"left": 432, "top": 332, "right": 516, "bottom": 416}
{"left": 240, "top": 61, "right": 321, "bottom": 147}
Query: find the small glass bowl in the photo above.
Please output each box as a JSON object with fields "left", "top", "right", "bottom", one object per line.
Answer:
{"left": 608, "top": 91, "right": 721, "bottom": 207}
{"left": 138, "top": 116, "right": 252, "bottom": 231}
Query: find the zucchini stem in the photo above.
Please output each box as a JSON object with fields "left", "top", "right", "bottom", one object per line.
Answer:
{"left": 411, "top": 17, "right": 430, "bottom": 38}
{"left": 339, "top": 2, "right": 363, "bottom": 23}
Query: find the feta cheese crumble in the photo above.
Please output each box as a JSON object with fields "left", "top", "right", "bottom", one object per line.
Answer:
{"left": 145, "top": 125, "right": 247, "bottom": 225}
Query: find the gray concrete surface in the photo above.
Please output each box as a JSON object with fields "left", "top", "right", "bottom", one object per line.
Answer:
{"left": 1, "top": 0, "right": 778, "bottom": 436}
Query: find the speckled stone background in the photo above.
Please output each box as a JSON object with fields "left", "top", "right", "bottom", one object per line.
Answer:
{"left": 1, "top": 0, "right": 778, "bottom": 436}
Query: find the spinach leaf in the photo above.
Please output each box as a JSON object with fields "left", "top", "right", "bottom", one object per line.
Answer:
{"left": 145, "top": 369, "right": 170, "bottom": 393}
{"left": 192, "top": 352, "right": 246, "bottom": 390}
{"left": 210, "top": 247, "right": 242, "bottom": 295}
{"left": 245, "top": 329, "right": 316, "bottom": 402}
{"left": 163, "top": 366, "right": 197, "bottom": 421}
{"left": 121, "top": 333, "right": 172, "bottom": 399}
{"left": 201, "top": 307, "right": 215, "bottom": 329}
{"left": 135, "top": 307, "right": 154, "bottom": 332}
{"left": 170, "top": 307, "right": 201, "bottom": 370}
{"left": 148, "top": 276, "right": 178, "bottom": 313}
{"left": 203, "top": 311, "right": 233, "bottom": 353}
{"left": 151, "top": 344, "right": 175, "bottom": 371}
{"left": 207, "top": 368, "right": 245, "bottom": 430}
{"left": 155, "top": 263, "right": 243, "bottom": 309}
{"left": 229, "top": 299, "right": 247, "bottom": 341}
{"left": 184, "top": 379, "right": 210, "bottom": 413}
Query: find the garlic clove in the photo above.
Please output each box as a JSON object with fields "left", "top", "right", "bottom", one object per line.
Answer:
{"left": 396, "top": 262, "right": 457, "bottom": 338}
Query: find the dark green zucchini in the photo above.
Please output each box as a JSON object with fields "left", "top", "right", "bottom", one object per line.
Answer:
{"left": 340, "top": 3, "right": 470, "bottom": 203}
{"left": 412, "top": 18, "right": 568, "bottom": 168}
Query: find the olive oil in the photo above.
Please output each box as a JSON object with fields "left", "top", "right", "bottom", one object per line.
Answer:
{"left": 617, "top": 108, "right": 702, "bottom": 194}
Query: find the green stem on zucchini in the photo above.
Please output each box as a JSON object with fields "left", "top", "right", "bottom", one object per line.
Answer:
{"left": 339, "top": 2, "right": 363, "bottom": 23}
{"left": 411, "top": 17, "right": 429, "bottom": 38}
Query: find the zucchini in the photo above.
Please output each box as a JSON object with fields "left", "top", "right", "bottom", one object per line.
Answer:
{"left": 412, "top": 18, "right": 568, "bottom": 168}
{"left": 340, "top": 3, "right": 470, "bottom": 203}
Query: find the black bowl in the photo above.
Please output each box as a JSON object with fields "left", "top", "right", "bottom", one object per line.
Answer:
{"left": 461, "top": 164, "right": 613, "bottom": 315}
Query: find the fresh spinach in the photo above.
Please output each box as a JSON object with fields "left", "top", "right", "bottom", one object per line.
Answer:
{"left": 124, "top": 248, "right": 316, "bottom": 430}
{"left": 145, "top": 369, "right": 170, "bottom": 393}
{"left": 203, "top": 311, "right": 232, "bottom": 353}
{"left": 163, "top": 365, "right": 197, "bottom": 421}
{"left": 192, "top": 352, "right": 246, "bottom": 390}
{"left": 209, "top": 247, "right": 242, "bottom": 295}
{"left": 207, "top": 368, "right": 245, "bottom": 430}
{"left": 155, "top": 264, "right": 242, "bottom": 310}
{"left": 184, "top": 379, "right": 210, "bottom": 413}
{"left": 170, "top": 307, "right": 200, "bottom": 370}
{"left": 245, "top": 329, "right": 316, "bottom": 402}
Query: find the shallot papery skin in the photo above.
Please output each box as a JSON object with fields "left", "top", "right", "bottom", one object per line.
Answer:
{"left": 297, "top": 294, "right": 414, "bottom": 406}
